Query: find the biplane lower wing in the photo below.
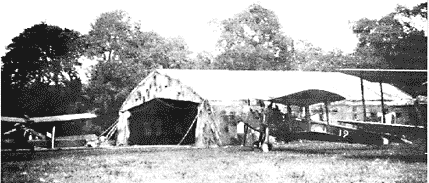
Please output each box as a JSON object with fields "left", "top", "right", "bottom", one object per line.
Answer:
{"left": 337, "top": 120, "right": 426, "bottom": 141}
{"left": 267, "top": 119, "right": 421, "bottom": 145}
{"left": 309, "top": 121, "right": 415, "bottom": 144}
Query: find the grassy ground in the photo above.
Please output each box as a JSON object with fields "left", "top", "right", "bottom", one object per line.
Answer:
{"left": 1, "top": 141, "right": 426, "bottom": 183}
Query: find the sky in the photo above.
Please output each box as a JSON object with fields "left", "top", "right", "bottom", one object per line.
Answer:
{"left": 0, "top": 0, "right": 425, "bottom": 83}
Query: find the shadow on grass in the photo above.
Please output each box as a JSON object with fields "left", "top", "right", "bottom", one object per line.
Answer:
{"left": 344, "top": 154, "right": 427, "bottom": 163}
{"left": 271, "top": 146, "right": 427, "bottom": 163}
{"left": 272, "top": 146, "right": 374, "bottom": 154}
{"left": 1, "top": 146, "right": 195, "bottom": 163}
{"left": 265, "top": 132, "right": 428, "bottom": 163}
{"left": 1, "top": 148, "right": 97, "bottom": 163}
{"left": 268, "top": 141, "right": 428, "bottom": 163}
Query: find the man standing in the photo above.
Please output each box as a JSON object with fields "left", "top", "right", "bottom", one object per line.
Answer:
{"left": 258, "top": 101, "right": 273, "bottom": 152}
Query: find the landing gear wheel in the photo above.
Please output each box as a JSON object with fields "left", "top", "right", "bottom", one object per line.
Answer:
{"left": 268, "top": 143, "right": 273, "bottom": 151}
{"left": 261, "top": 143, "right": 269, "bottom": 152}
{"left": 252, "top": 141, "right": 273, "bottom": 152}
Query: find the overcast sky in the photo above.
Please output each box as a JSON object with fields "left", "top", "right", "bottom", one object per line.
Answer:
{"left": 0, "top": 0, "right": 425, "bottom": 83}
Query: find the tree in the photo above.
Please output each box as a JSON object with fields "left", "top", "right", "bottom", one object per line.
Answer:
{"left": 184, "top": 51, "right": 215, "bottom": 69}
{"left": 1, "top": 22, "right": 84, "bottom": 89}
{"left": 85, "top": 10, "right": 191, "bottom": 68}
{"left": 85, "top": 10, "right": 137, "bottom": 62}
{"left": 395, "top": 2, "right": 427, "bottom": 37}
{"left": 291, "top": 39, "right": 381, "bottom": 71}
{"left": 215, "top": 3, "right": 294, "bottom": 70}
{"left": 292, "top": 40, "right": 323, "bottom": 71}
{"left": 84, "top": 10, "right": 192, "bottom": 129}
{"left": 160, "top": 36, "right": 192, "bottom": 69}
{"left": 1, "top": 22, "right": 85, "bottom": 117}
{"left": 351, "top": 2, "right": 427, "bottom": 69}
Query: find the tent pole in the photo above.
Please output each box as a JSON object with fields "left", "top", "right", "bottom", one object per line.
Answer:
{"left": 242, "top": 98, "right": 250, "bottom": 146}
{"left": 305, "top": 105, "right": 310, "bottom": 131}
{"left": 360, "top": 74, "right": 366, "bottom": 122}
{"left": 287, "top": 105, "right": 292, "bottom": 121}
{"left": 413, "top": 99, "right": 422, "bottom": 127}
{"left": 265, "top": 125, "right": 270, "bottom": 145}
{"left": 305, "top": 106, "right": 310, "bottom": 120}
{"left": 324, "top": 101, "right": 330, "bottom": 125}
{"left": 379, "top": 81, "right": 386, "bottom": 123}
{"left": 51, "top": 126, "right": 56, "bottom": 149}
{"left": 243, "top": 124, "right": 248, "bottom": 146}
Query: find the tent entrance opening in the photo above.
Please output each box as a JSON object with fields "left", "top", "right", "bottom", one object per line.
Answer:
{"left": 127, "top": 99, "right": 199, "bottom": 145}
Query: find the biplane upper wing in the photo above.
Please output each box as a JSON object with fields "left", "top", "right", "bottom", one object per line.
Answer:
{"left": 337, "top": 69, "right": 427, "bottom": 97}
{"left": 1, "top": 117, "right": 27, "bottom": 123}
{"left": 30, "top": 113, "right": 97, "bottom": 123}
{"left": 1, "top": 113, "right": 97, "bottom": 123}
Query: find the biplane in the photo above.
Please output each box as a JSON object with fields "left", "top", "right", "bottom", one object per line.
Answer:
{"left": 2, "top": 113, "right": 97, "bottom": 151}
{"left": 247, "top": 69, "right": 427, "bottom": 151}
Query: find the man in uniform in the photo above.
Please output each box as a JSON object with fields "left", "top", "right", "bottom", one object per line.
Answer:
{"left": 257, "top": 101, "right": 274, "bottom": 152}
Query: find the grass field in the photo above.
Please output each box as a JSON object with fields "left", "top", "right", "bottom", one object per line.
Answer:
{"left": 1, "top": 140, "right": 427, "bottom": 183}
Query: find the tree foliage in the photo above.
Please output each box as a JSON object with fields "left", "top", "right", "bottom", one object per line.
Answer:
{"left": 215, "top": 4, "right": 294, "bottom": 70}
{"left": 85, "top": 10, "right": 138, "bottom": 62}
{"left": 83, "top": 10, "right": 192, "bottom": 129}
{"left": 85, "top": 10, "right": 191, "bottom": 68}
{"left": 351, "top": 2, "right": 427, "bottom": 69}
{"left": 1, "top": 22, "right": 85, "bottom": 117}
{"left": 11, "top": 82, "right": 86, "bottom": 117}
{"left": 297, "top": 2, "right": 428, "bottom": 71}
{"left": 292, "top": 41, "right": 344, "bottom": 71}
{"left": 184, "top": 51, "right": 216, "bottom": 69}
{"left": 1, "top": 22, "right": 84, "bottom": 89}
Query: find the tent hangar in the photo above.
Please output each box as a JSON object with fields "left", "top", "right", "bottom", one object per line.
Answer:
{"left": 114, "top": 69, "right": 413, "bottom": 147}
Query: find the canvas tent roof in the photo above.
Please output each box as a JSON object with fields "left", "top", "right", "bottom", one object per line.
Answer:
{"left": 120, "top": 69, "right": 412, "bottom": 112}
